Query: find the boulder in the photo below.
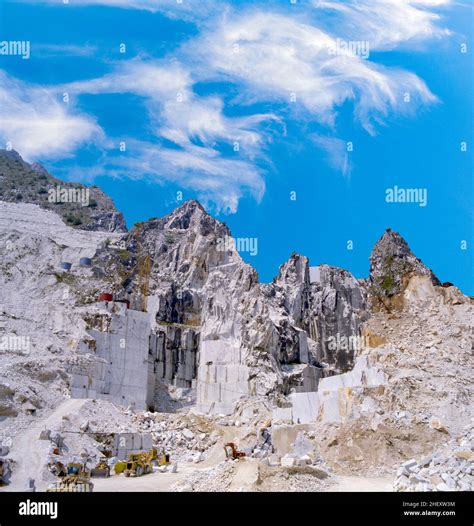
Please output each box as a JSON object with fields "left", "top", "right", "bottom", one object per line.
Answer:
{"left": 182, "top": 428, "right": 195, "bottom": 440}
{"left": 281, "top": 455, "right": 296, "bottom": 468}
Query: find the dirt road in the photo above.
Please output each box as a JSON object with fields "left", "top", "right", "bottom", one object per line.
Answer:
{"left": 325, "top": 474, "right": 393, "bottom": 492}
{"left": 4, "top": 399, "right": 87, "bottom": 492}
{"left": 92, "top": 463, "right": 203, "bottom": 492}
{"left": 2, "top": 398, "right": 394, "bottom": 493}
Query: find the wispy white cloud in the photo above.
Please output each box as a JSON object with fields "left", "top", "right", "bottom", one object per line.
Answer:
{"left": 64, "top": 61, "right": 191, "bottom": 97}
{"left": 19, "top": 0, "right": 216, "bottom": 21}
{"left": 123, "top": 141, "right": 267, "bottom": 214}
{"left": 60, "top": 60, "right": 280, "bottom": 212}
{"left": 158, "top": 95, "right": 279, "bottom": 157}
{"left": 190, "top": 11, "right": 437, "bottom": 134}
{"left": 315, "top": 0, "right": 451, "bottom": 50}
{"left": 59, "top": 139, "right": 267, "bottom": 214}
{"left": 4, "top": 0, "right": 454, "bottom": 211}
{"left": 0, "top": 71, "right": 104, "bottom": 160}
{"left": 311, "top": 135, "right": 351, "bottom": 177}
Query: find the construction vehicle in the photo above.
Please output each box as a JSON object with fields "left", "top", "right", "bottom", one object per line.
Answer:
{"left": 157, "top": 450, "right": 170, "bottom": 467}
{"left": 114, "top": 460, "right": 127, "bottom": 475}
{"left": 91, "top": 457, "right": 110, "bottom": 478}
{"left": 114, "top": 448, "right": 169, "bottom": 477}
{"left": 123, "top": 448, "right": 157, "bottom": 477}
{"left": 47, "top": 462, "right": 93, "bottom": 492}
{"left": 224, "top": 442, "right": 246, "bottom": 460}
{"left": 48, "top": 460, "right": 67, "bottom": 478}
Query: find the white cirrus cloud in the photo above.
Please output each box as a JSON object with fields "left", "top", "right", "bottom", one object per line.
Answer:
{"left": 158, "top": 95, "right": 280, "bottom": 157}
{"left": 4, "top": 0, "right": 454, "bottom": 209}
{"left": 63, "top": 61, "right": 191, "bottom": 98}
{"left": 59, "top": 60, "right": 281, "bottom": 212}
{"left": 62, "top": 58, "right": 281, "bottom": 151}
{"left": 18, "top": 0, "right": 216, "bottom": 20}
{"left": 58, "top": 139, "right": 267, "bottom": 214}
{"left": 0, "top": 71, "right": 104, "bottom": 160}
{"left": 311, "top": 135, "right": 351, "bottom": 177}
{"left": 315, "top": 0, "right": 451, "bottom": 50}
{"left": 188, "top": 11, "right": 438, "bottom": 134}
{"left": 126, "top": 141, "right": 267, "bottom": 214}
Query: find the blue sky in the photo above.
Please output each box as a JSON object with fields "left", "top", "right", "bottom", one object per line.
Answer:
{"left": 0, "top": 0, "right": 472, "bottom": 292}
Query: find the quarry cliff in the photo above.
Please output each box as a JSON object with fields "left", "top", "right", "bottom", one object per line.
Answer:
{"left": 0, "top": 157, "right": 472, "bottom": 492}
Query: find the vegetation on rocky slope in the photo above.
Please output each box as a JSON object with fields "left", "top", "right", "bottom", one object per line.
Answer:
{"left": 0, "top": 149, "right": 126, "bottom": 233}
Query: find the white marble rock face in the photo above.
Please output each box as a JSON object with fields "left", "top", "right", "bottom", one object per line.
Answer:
{"left": 0, "top": 196, "right": 372, "bottom": 417}
{"left": 2, "top": 177, "right": 468, "bottom": 426}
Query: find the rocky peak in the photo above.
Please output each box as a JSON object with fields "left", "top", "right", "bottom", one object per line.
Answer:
{"left": 270, "top": 254, "right": 310, "bottom": 328}
{"left": 165, "top": 200, "right": 204, "bottom": 229}
{"left": 164, "top": 199, "right": 230, "bottom": 238}
{"left": 369, "top": 229, "right": 440, "bottom": 299}
{"left": 171, "top": 198, "right": 205, "bottom": 216}
{"left": 372, "top": 229, "right": 413, "bottom": 260}
{"left": 274, "top": 253, "right": 309, "bottom": 287}
{"left": 117, "top": 199, "right": 240, "bottom": 306}
{"left": 0, "top": 148, "right": 24, "bottom": 163}
{"left": 0, "top": 149, "right": 127, "bottom": 233}
{"left": 128, "top": 199, "right": 231, "bottom": 257}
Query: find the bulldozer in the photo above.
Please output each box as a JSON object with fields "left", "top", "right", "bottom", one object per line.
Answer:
{"left": 224, "top": 442, "right": 246, "bottom": 461}
{"left": 47, "top": 462, "right": 94, "bottom": 492}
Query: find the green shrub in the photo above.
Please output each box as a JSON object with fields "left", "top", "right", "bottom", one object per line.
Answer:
{"left": 118, "top": 249, "right": 131, "bottom": 261}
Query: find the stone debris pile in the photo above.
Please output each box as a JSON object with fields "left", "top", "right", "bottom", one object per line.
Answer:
{"left": 393, "top": 425, "right": 473, "bottom": 492}
{"left": 133, "top": 411, "right": 219, "bottom": 463}
{"left": 171, "top": 457, "right": 331, "bottom": 492}
{"left": 278, "top": 431, "right": 327, "bottom": 470}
